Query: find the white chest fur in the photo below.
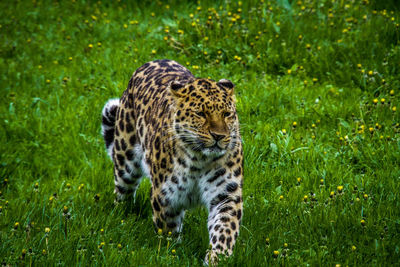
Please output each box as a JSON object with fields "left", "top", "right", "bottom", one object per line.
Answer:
{"left": 159, "top": 154, "right": 230, "bottom": 211}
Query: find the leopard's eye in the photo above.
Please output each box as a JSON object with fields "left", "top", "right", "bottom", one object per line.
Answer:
{"left": 197, "top": 111, "right": 206, "bottom": 118}
{"left": 224, "top": 111, "right": 231, "bottom": 117}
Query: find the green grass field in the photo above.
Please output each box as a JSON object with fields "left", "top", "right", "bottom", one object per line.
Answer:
{"left": 1, "top": 0, "right": 400, "bottom": 265}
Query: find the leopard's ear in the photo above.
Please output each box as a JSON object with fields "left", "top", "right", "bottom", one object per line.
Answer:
{"left": 169, "top": 80, "right": 186, "bottom": 97}
{"left": 217, "top": 79, "right": 235, "bottom": 95}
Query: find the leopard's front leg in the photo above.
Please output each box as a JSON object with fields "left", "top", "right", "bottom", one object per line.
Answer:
{"left": 205, "top": 179, "right": 243, "bottom": 264}
{"left": 150, "top": 184, "right": 185, "bottom": 234}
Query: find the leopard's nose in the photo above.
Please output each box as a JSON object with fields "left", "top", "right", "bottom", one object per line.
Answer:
{"left": 210, "top": 131, "right": 225, "bottom": 142}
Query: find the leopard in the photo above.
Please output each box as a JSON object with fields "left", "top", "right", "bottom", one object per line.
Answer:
{"left": 101, "top": 59, "right": 243, "bottom": 264}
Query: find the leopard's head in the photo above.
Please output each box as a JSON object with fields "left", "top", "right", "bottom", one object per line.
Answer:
{"left": 170, "top": 78, "right": 240, "bottom": 157}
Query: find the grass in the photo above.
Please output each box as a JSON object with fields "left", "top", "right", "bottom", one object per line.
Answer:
{"left": 1, "top": 0, "right": 399, "bottom": 265}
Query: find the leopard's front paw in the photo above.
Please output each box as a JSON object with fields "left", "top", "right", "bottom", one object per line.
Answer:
{"left": 204, "top": 249, "right": 218, "bottom": 266}
{"left": 114, "top": 194, "right": 125, "bottom": 203}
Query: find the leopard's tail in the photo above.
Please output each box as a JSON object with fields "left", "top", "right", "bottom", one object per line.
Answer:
{"left": 101, "top": 98, "right": 119, "bottom": 159}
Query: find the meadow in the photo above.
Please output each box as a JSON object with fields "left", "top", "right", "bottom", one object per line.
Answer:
{"left": 1, "top": 0, "right": 399, "bottom": 265}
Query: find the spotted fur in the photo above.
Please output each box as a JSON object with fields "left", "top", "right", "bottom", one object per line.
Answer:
{"left": 101, "top": 59, "right": 243, "bottom": 264}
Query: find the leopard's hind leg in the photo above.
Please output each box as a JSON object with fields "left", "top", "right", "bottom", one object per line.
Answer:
{"left": 113, "top": 156, "right": 143, "bottom": 202}
{"left": 113, "top": 113, "right": 144, "bottom": 201}
{"left": 102, "top": 98, "right": 143, "bottom": 201}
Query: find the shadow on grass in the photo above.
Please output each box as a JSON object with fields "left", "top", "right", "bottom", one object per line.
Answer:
{"left": 120, "top": 192, "right": 152, "bottom": 219}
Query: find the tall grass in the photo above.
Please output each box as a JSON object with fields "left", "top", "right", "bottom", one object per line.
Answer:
{"left": 1, "top": 0, "right": 399, "bottom": 265}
